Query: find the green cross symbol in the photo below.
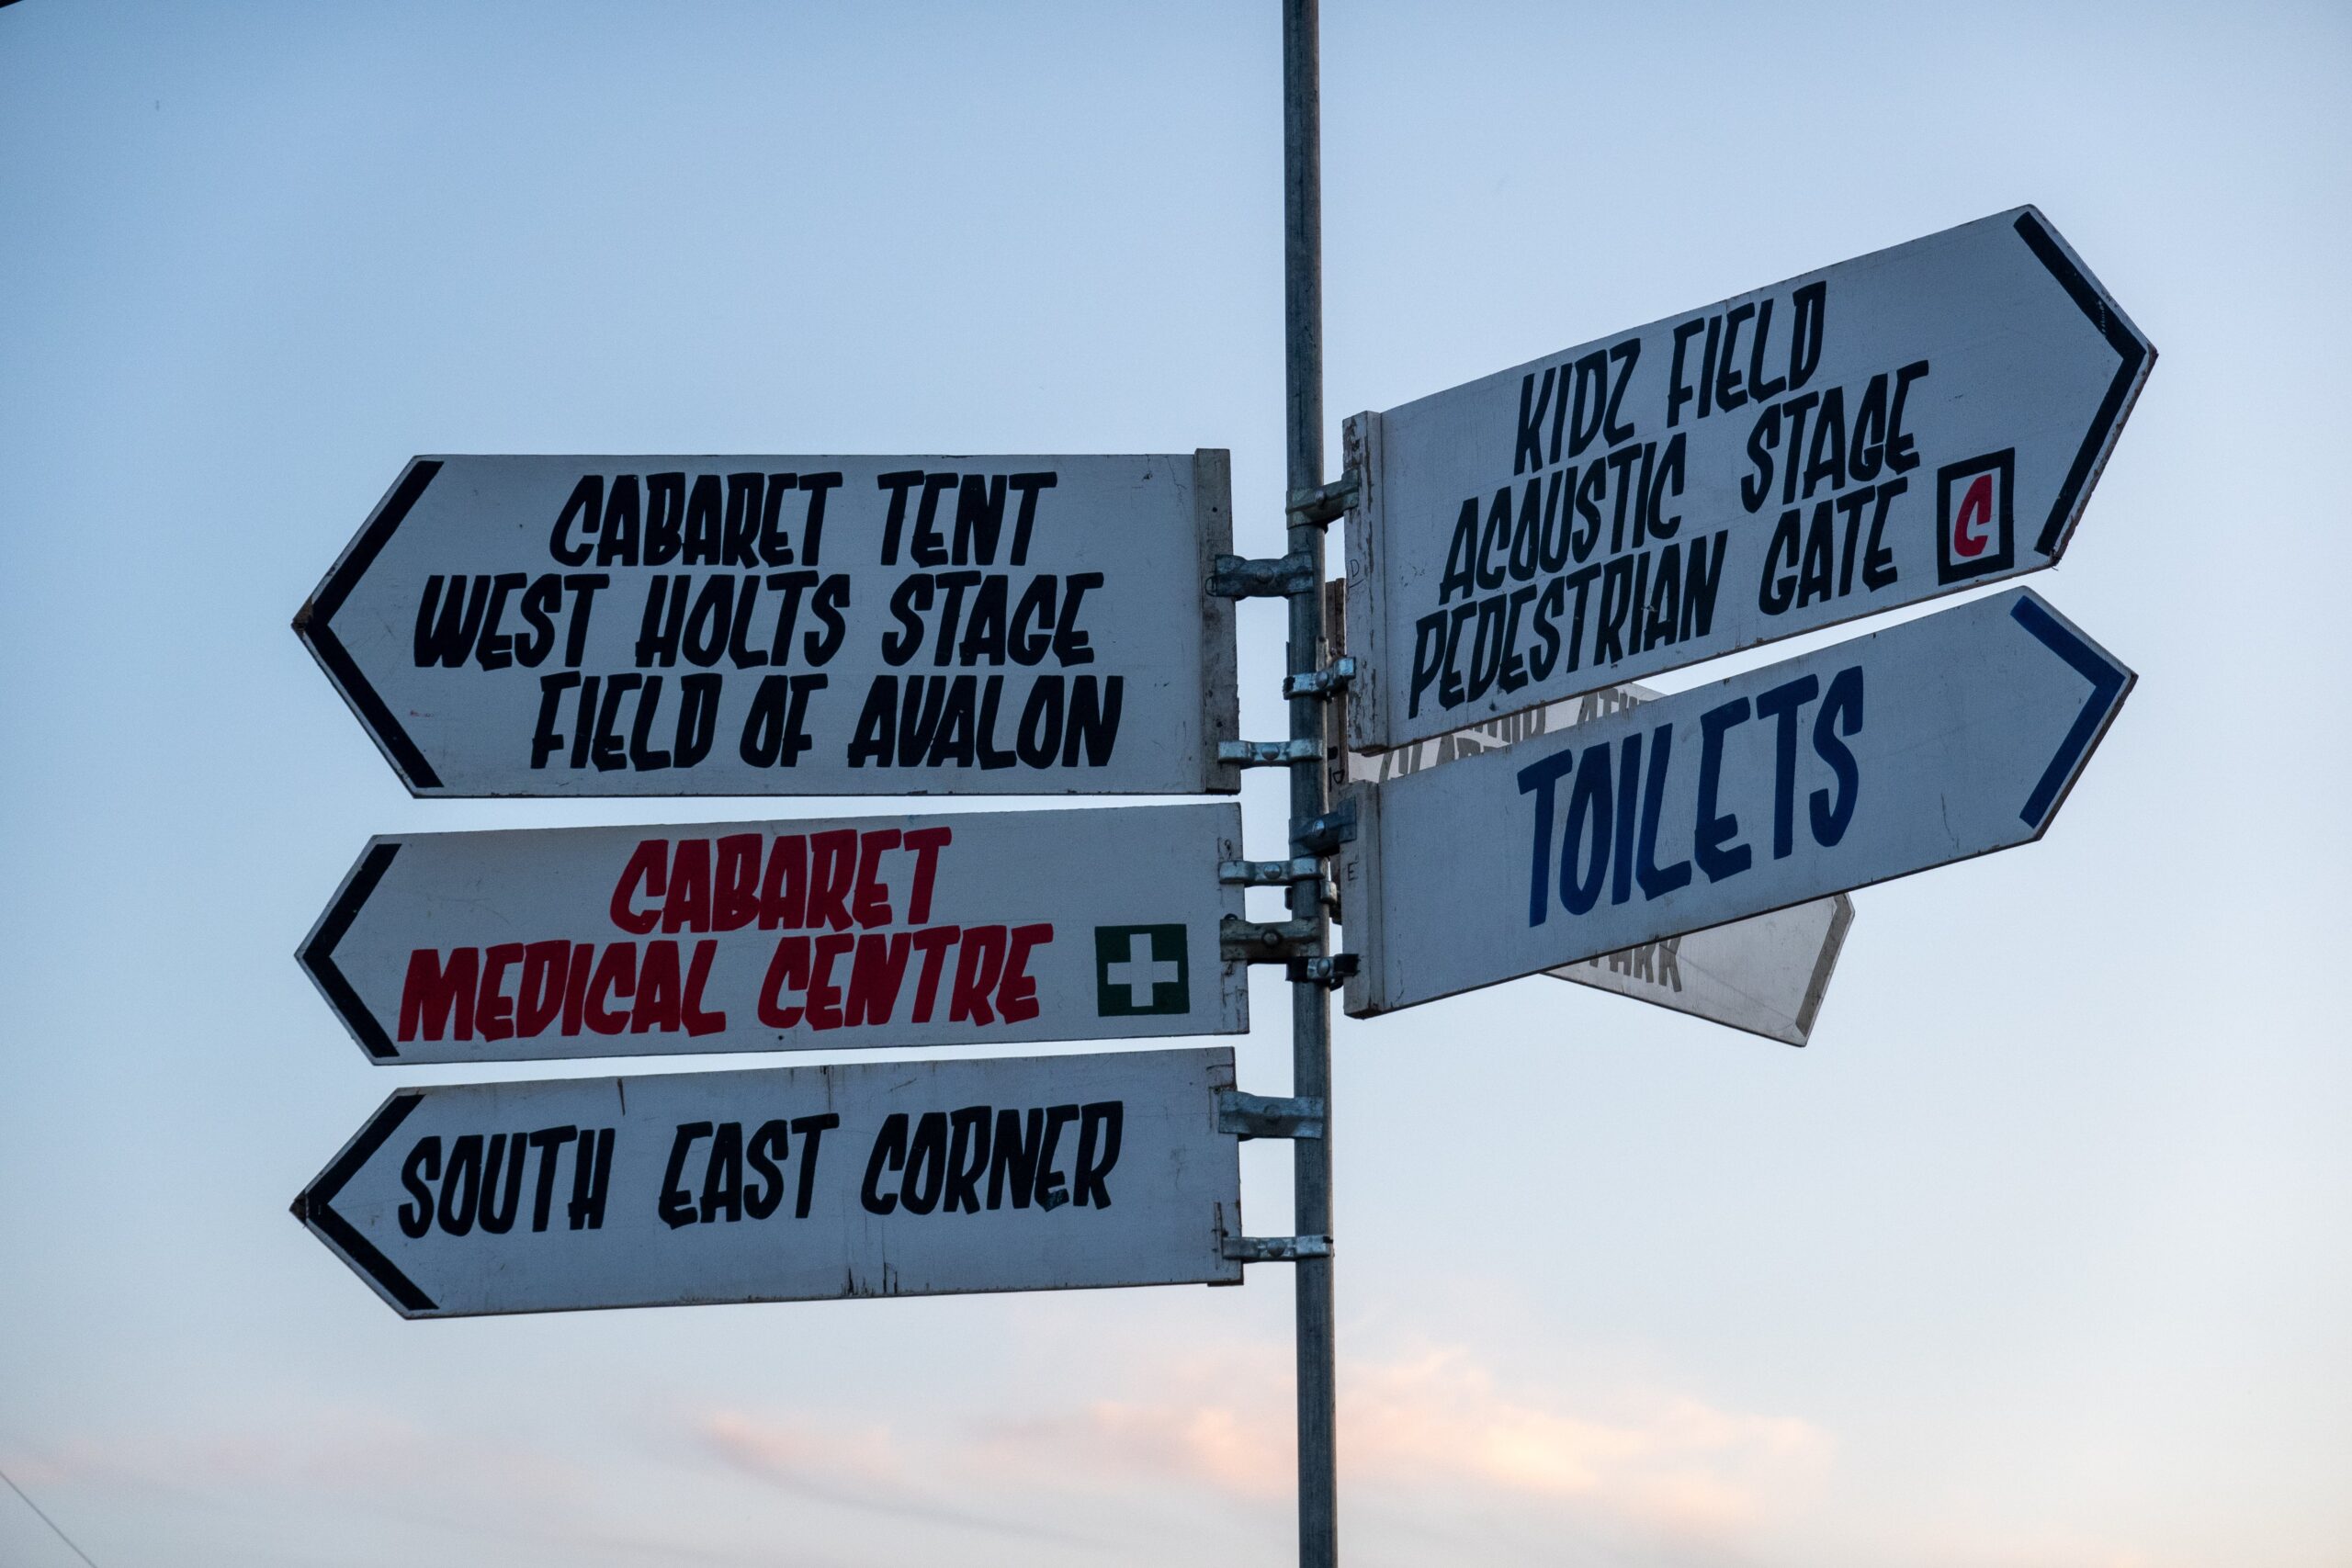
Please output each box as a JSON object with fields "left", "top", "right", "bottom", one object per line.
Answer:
{"left": 1093, "top": 925, "right": 1190, "bottom": 1016}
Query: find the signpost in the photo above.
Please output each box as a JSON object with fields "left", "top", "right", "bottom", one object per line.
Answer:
{"left": 293, "top": 1047, "right": 1246, "bottom": 1318}
{"left": 1341, "top": 206, "right": 2154, "bottom": 753}
{"left": 1340, "top": 587, "right": 2132, "bottom": 1018}
{"left": 1278, "top": 11, "right": 1340, "bottom": 1561}
{"left": 296, "top": 451, "right": 1239, "bottom": 796}
{"left": 302, "top": 803, "right": 1246, "bottom": 1064}
{"left": 280, "top": 14, "right": 2155, "bottom": 1565}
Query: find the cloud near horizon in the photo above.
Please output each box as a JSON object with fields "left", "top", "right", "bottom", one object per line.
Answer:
{"left": 0, "top": 1331, "right": 1833, "bottom": 1563}
{"left": 695, "top": 1335, "right": 1832, "bottom": 1546}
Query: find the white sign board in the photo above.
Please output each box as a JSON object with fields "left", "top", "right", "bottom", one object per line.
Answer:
{"left": 1346, "top": 689, "right": 1850, "bottom": 1045}
{"left": 1340, "top": 588, "right": 2131, "bottom": 1018}
{"left": 1343, "top": 207, "right": 2153, "bottom": 752}
{"left": 294, "top": 1048, "right": 1244, "bottom": 1318}
{"left": 298, "top": 451, "right": 1238, "bottom": 795}
{"left": 1550, "top": 897, "right": 1850, "bottom": 1049}
{"left": 302, "top": 804, "right": 1246, "bottom": 1064}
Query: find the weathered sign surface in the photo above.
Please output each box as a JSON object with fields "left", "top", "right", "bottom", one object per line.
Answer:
{"left": 293, "top": 1047, "right": 1244, "bottom": 1318}
{"left": 1340, "top": 588, "right": 2131, "bottom": 1017}
{"left": 1548, "top": 895, "right": 1850, "bottom": 1048}
{"left": 1343, "top": 207, "right": 2153, "bottom": 752}
{"left": 301, "top": 804, "right": 1246, "bottom": 1064}
{"left": 297, "top": 451, "right": 1238, "bottom": 795}
{"left": 1343, "top": 690, "right": 1850, "bottom": 1045}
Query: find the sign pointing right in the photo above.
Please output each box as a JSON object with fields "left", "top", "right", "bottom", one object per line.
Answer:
{"left": 1344, "top": 685, "right": 1852, "bottom": 1046}
{"left": 1340, "top": 588, "right": 2132, "bottom": 1019}
{"left": 1343, "top": 207, "right": 2154, "bottom": 754}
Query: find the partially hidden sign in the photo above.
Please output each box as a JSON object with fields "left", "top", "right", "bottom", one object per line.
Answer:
{"left": 1346, "top": 688, "right": 1849, "bottom": 1045}
{"left": 302, "top": 804, "right": 1246, "bottom": 1064}
{"left": 298, "top": 451, "right": 1238, "bottom": 795}
{"left": 292, "top": 1048, "right": 1244, "bottom": 1318}
{"left": 1342, "top": 207, "right": 2153, "bottom": 753}
{"left": 1340, "top": 588, "right": 2131, "bottom": 1018}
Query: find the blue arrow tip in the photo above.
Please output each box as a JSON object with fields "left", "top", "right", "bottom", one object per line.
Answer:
{"left": 2009, "top": 596, "right": 2131, "bottom": 829}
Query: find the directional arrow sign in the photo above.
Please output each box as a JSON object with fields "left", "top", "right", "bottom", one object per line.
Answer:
{"left": 1345, "top": 689, "right": 1850, "bottom": 1045}
{"left": 293, "top": 1048, "right": 1244, "bottom": 1318}
{"left": 297, "top": 451, "right": 1239, "bottom": 796}
{"left": 1547, "top": 893, "right": 1849, "bottom": 1047}
{"left": 1342, "top": 207, "right": 2154, "bottom": 753}
{"left": 1339, "top": 588, "right": 2131, "bottom": 1018}
{"left": 301, "top": 803, "right": 1247, "bottom": 1064}
{"left": 1326, "top": 581, "right": 1850, "bottom": 1044}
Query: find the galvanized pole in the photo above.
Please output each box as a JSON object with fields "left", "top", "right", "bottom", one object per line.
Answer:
{"left": 1282, "top": 3, "right": 1338, "bottom": 1564}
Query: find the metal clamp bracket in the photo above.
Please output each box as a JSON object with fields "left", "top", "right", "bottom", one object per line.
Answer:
{"left": 1285, "top": 471, "right": 1361, "bottom": 527}
{"left": 1217, "top": 739, "right": 1322, "bottom": 768}
{"left": 1216, "top": 1089, "right": 1326, "bottom": 1141}
{"left": 1206, "top": 551, "right": 1317, "bottom": 599}
{"left": 1283, "top": 655, "right": 1357, "bottom": 700}
{"left": 1219, "top": 856, "right": 1322, "bottom": 886}
{"left": 1223, "top": 1234, "right": 1334, "bottom": 1263}
{"left": 1220, "top": 915, "right": 1320, "bottom": 963}
{"left": 1288, "top": 953, "right": 1358, "bottom": 989}
{"left": 1291, "top": 800, "right": 1357, "bottom": 857}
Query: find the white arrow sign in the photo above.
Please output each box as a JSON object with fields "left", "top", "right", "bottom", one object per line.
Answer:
{"left": 1346, "top": 688, "right": 1850, "bottom": 1045}
{"left": 1547, "top": 896, "right": 1849, "bottom": 1047}
{"left": 301, "top": 804, "right": 1246, "bottom": 1065}
{"left": 297, "top": 451, "right": 1238, "bottom": 796}
{"left": 1342, "top": 207, "right": 2153, "bottom": 753}
{"left": 293, "top": 1048, "right": 1245, "bottom": 1318}
{"left": 1339, "top": 588, "right": 2131, "bottom": 1018}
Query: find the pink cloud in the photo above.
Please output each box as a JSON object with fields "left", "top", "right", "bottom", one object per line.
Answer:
{"left": 1340, "top": 1346, "right": 1829, "bottom": 1532}
{"left": 706, "top": 1334, "right": 1831, "bottom": 1546}
{"left": 701, "top": 1407, "right": 902, "bottom": 1491}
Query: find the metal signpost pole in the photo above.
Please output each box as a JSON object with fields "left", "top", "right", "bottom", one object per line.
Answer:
{"left": 1283, "top": 3, "right": 1338, "bottom": 1563}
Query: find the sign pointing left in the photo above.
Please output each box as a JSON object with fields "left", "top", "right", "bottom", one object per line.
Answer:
{"left": 293, "top": 1048, "right": 1245, "bottom": 1318}
{"left": 296, "top": 452, "right": 1239, "bottom": 796}
{"left": 300, "top": 803, "right": 1246, "bottom": 1065}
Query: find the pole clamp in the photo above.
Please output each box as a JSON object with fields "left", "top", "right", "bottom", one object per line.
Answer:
{"left": 1219, "top": 915, "right": 1320, "bottom": 962}
{"left": 1217, "top": 739, "right": 1322, "bottom": 768}
{"left": 1223, "top": 1234, "right": 1334, "bottom": 1263}
{"left": 1216, "top": 1090, "right": 1326, "bottom": 1141}
{"left": 1292, "top": 799, "right": 1356, "bottom": 857}
{"left": 1291, "top": 953, "right": 1358, "bottom": 988}
{"left": 1283, "top": 655, "right": 1357, "bottom": 700}
{"left": 1285, "top": 471, "right": 1361, "bottom": 527}
{"left": 1207, "top": 551, "right": 1317, "bottom": 599}
{"left": 1219, "top": 917, "right": 1356, "bottom": 987}
{"left": 1219, "top": 856, "right": 1323, "bottom": 886}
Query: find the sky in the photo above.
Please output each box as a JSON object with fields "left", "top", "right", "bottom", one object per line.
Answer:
{"left": 1, "top": 2, "right": 2347, "bottom": 1564}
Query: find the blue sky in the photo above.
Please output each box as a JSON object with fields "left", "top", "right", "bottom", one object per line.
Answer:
{"left": 1, "top": 3, "right": 2346, "bottom": 1564}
